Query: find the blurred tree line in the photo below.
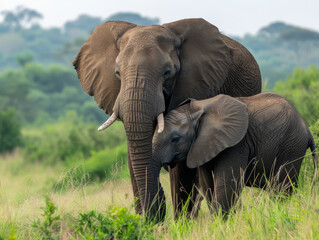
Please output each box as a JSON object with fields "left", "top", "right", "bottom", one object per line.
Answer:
{"left": 273, "top": 65, "right": 319, "bottom": 124}
{"left": 0, "top": 63, "right": 106, "bottom": 124}
{"left": 234, "top": 22, "right": 319, "bottom": 88}
{"left": 0, "top": 6, "right": 159, "bottom": 70}
{"left": 0, "top": 6, "right": 160, "bottom": 126}
{"left": 1, "top": 6, "right": 318, "bottom": 86}
{"left": 0, "top": 6, "right": 318, "bottom": 182}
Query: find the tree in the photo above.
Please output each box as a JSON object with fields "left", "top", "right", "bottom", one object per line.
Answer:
{"left": 64, "top": 14, "right": 102, "bottom": 32}
{"left": 273, "top": 65, "right": 319, "bottom": 124}
{"left": 258, "top": 21, "right": 297, "bottom": 37}
{"left": 0, "top": 109, "right": 22, "bottom": 153}
{"left": 15, "top": 51, "right": 34, "bottom": 67}
{"left": 0, "top": 5, "right": 43, "bottom": 31}
{"left": 106, "top": 12, "right": 159, "bottom": 26}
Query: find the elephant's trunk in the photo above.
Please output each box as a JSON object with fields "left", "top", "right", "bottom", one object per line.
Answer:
{"left": 116, "top": 67, "right": 166, "bottom": 221}
{"left": 122, "top": 108, "right": 166, "bottom": 222}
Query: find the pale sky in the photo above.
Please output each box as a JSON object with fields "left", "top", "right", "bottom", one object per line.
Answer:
{"left": 0, "top": 0, "right": 318, "bottom": 36}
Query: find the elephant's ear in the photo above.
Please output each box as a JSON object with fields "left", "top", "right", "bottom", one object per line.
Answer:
{"left": 73, "top": 21, "right": 136, "bottom": 115}
{"left": 187, "top": 95, "right": 248, "bottom": 169}
{"left": 164, "top": 18, "right": 231, "bottom": 111}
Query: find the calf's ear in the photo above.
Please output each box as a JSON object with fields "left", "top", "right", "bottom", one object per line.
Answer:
{"left": 187, "top": 95, "right": 249, "bottom": 168}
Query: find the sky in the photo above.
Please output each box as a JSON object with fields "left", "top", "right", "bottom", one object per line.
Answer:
{"left": 0, "top": 0, "right": 318, "bottom": 36}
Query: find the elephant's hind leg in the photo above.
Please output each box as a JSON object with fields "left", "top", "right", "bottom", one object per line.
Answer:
{"left": 272, "top": 155, "right": 304, "bottom": 195}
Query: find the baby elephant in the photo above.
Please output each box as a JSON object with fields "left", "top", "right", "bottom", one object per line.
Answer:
{"left": 152, "top": 93, "right": 318, "bottom": 215}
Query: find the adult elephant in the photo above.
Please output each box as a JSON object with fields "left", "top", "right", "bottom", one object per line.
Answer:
{"left": 73, "top": 18, "right": 261, "bottom": 221}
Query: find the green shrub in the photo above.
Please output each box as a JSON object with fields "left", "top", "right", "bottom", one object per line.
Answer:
{"left": 32, "top": 196, "right": 60, "bottom": 240}
{"left": 54, "top": 143, "right": 128, "bottom": 191}
{"left": 309, "top": 119, "right": 319, "bottom": 150}
{"left": 0, "top": 225, "right": 18, "bottom": 240}
{"left": 75, "top": 206, "right": 155, "bottom": 240}
{"left": 84, "top": 144, "right": 128, "bottom": 180}
{"left": 0, "top": 109, "right": 22, "bottom": 153}
{"left": 23, "top": 111, "right": 126, "bottom": 164}
{"left": 273, "top": 65, "right": 319, "bottom": 124}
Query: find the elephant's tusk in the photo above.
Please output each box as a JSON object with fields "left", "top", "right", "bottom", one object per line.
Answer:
{"left": 157, "top": 113, "right": 164, "bottom": 133}
{"left": 98, "top": 113, "right": 117, "bottom": 131}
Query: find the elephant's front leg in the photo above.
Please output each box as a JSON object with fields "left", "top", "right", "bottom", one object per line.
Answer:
{"left": 209, "top": 148, "right": 247, "bottom": 215}
{"left": 169, "top": 161, "right": 201, "bottom": 219}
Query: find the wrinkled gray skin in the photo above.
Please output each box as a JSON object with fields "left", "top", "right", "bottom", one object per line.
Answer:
{"left": 73, "top": 18, "right": 262, "bottom": 221}
{"left": 152, "top": 93, "right": 318, "bottom": 217}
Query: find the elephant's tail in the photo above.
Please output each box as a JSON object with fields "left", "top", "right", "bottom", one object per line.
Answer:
{"left": 308, "top": 130, "right": 318, "bottom": 183}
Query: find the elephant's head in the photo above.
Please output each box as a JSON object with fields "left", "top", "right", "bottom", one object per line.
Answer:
{"left": 73, "top": 19, "right": 232, "bottom": 220}
{"left": 152, "top": 95, "right": 249, "bottom": 169}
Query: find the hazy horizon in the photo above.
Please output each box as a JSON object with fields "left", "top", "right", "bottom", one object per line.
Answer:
{"left": 1, "top": 0, "right": 318, "bottom": 36}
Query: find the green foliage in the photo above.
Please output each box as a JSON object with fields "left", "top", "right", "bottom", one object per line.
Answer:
{"left": 309, "top": 120, "right": 319, "bottom": 150}
{"left": 0, "top": 6, "right": 43, "bottom": 31}
{"left": 0, "top": 109, "right": 22, "bottom": 153}
{"left": 64, "top": 14, "right": 103, "bottom": 32}
{"left": 236, "top": 21, "right": 319, "bottom": 88}
{"left": 0, "top": 225, "right": 17, "bottom": 240}
{"left": 273, "top": 65, "right": 319, "bottom": 124}
{"left": 15, "top": 50, "right": 34, "bottom": 67}
{"left": 0, "top": 9, "right": 160, "bottom": 71}
{"left": 54, "top": 143, "right": 128, "bottom": 191}
{"left": 32, "top": 196, "right": 60, "bottom": 240}
{"left": 106, "top": 12, "right": 159, "bottom": 26}
{"left": 85, "top": 143, "right": 128, "bottom": 179}
{"left": 0, "top": 63, "right": 106, "bottom": 124}
{"left": 75, "top": 207, "right": 155, "bottom": 240}
{"left": 23, "top": 112, "right": 126, "bottom": 164}
{"left": 258, "top": 21, "right": 297, "bottom": 36}
{"left": 280, "top": 28, "right": 319, "bottom": 41}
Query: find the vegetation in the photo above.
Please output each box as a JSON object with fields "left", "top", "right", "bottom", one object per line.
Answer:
{"left": 0, "top": 6, "right": 160, "bottom": 71}
{"left": 0, "top": 151, "right": 318, "bottom": 239}
{"left": 233, "top": 21, "right": 319, "bottom": 88}
{"left": 32, "top": 196, "right": 60, "bottom": 240}
{"left": 0, "top": 109, "right": 22, "bottom": 153}
{"left": 75, "top": 206, "right": 154, "bottom": 239}
{"left": 273, "top": 65, "right": 319, "bottom": 124}
{"left": 1, "top": 6, "right": 318, "bottom": 87}
{"left": 0, "top": 63, "right": 106, "bottom": 124}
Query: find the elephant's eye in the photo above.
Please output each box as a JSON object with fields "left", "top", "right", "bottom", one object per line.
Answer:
{"left": 171, "top": 133, "right": 180, "bottom": 144}
{"left": 163, "top": 68, "right": 171, "bottom": 80}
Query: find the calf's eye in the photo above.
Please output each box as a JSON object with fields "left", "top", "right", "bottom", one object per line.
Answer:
{"left": 171, "top": 134, "right": 180, "bottom": 144}
{"left": 163, "top": 67, "right": 171, "bottom": 80}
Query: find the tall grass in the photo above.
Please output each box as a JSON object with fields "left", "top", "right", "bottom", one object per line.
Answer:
{"left": 0, "top": 151, "right": 318, "bottom": 239}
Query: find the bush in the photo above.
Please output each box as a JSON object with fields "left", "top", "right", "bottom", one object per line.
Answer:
{"left": 0, "top": 109, "right": 22, "bottom": 153}
{"left": 54, "top": 144, "right": 128, "bottom": 191}
{"left": 23, "top": 111, "right": 126, "bottom": 164}
{"left": 309, "top": 119, "right": 319, "bottom": 150}
{"left": 75, "top": 206, "right": 155, "bottom": 240}
{"left": 274, "top": 65, "right": 319, "bottom": 124}
{"left": 83, "top": 144, "right": 128, "bottom": 180}
{"left": 31, "top": 197, "right": 155, "bottom": 240}
{"left": 32, "top": 196, "right": 60, "bottom": 240}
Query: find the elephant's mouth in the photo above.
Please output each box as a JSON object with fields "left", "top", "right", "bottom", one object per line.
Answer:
{"left": 162, "top": 153, "right": 185, "bottom": 169}
{"left": 163, "top": 162, "right": 176, "bottom": 169}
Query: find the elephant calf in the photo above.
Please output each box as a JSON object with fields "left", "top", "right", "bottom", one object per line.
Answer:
{"left": 152, "top": 92, "right": 318, "bottom": 215}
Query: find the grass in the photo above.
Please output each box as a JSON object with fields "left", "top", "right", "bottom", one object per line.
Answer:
{"left": 0, "top": 151, "right": 318, "bottom": 239}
